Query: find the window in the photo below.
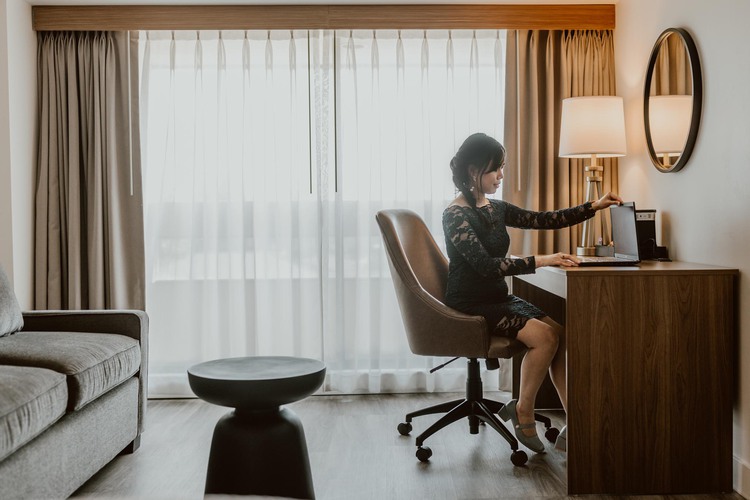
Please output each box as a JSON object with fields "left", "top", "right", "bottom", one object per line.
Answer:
{"left": 140, "top": 29, "right": 507, "bottom": 396}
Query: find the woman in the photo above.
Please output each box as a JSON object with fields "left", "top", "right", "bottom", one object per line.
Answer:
{"left": 442, "top": 133, "right": 622, "bottom": 453}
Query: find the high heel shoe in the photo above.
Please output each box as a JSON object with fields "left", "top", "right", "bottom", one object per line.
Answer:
{"left": 498, "top": 399, "right": 545, "bottom": 453}
{"left": 554, "top": 425, "right": 567, "bottom": 452}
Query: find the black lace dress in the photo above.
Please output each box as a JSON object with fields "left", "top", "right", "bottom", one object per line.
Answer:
{"left": 442, "top": 199, "right": 596, "bottom": 338}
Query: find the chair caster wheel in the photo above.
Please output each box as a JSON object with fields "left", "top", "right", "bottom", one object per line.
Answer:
{"left": 510, "top": 450, "right": 528, "bottom": 466}
{"left": 397, "top": 422, "right": 412, "bottom": 436}
{"left": 416, "top": 446, "right": 432, "bottom": 462}
{"left": 545, "top": 427, "right": 560, "bottom": 443}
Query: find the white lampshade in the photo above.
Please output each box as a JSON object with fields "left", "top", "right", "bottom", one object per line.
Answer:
{"left": 648, "top": 95, "right": 692, "bottom": 156}
{"left": 559, "top": 96, "right": 627, "bottom": 158}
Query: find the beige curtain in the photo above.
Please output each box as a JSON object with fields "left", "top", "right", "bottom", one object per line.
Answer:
{"left": 651, "top": 33, "right": 692, "bottom": 96}
{"left": 503, "top": 30, "right": 617, "bottom": 255}
{"left": 35, "top": 31, "right": 144, "bottom": 310}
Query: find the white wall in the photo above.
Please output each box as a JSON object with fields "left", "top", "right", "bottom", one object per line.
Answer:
{"left": 0, "top": 0, "right": 36, "bottom": 308}
{"left": 615, "top": 0, "right": 750, "bottom": 494}
{"left": 0, "top": 1, "right": 13, "bottom": 280}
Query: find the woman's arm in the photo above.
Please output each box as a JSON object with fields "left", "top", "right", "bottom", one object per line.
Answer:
{"left": 504, "top": 192, "right": 623, "bottom": 230}
{"left": 443, "top": 207, "right": 535, "bottom": 278}
{"left": 503, "top": 200, "right": 596, "bottom": 230}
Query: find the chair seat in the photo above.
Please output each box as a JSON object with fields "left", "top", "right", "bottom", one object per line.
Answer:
{"left": 488, "top": 336, "right": 527, "bottom": 359}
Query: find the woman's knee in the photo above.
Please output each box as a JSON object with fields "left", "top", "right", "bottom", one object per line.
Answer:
{"left": 539, "top": 323, "right": 560, "bottom": 351}
{"left": 519, "top": 320, "right": 559, "bottom": 350}
{"left": 540, "top": 316, "right": 564, "bottom": 338}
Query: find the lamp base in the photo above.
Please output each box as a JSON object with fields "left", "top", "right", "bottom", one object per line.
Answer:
{"left": 596, "top": 245, "right": 615, "bottom": 257}
{"left": 576, "top": 245, "right": 615, "bottom": 257}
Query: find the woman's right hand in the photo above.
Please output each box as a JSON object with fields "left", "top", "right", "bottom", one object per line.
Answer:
{"left": 535, "top": 253, "right": 580, "bottom": 268}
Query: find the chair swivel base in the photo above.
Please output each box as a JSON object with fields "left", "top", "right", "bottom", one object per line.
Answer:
{"left": 396, "top": 358, "right": 559, "bottom": 466}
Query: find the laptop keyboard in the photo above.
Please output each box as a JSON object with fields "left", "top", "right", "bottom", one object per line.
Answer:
{"left": 577, "top": 256, "right": 631, "bottom": 263}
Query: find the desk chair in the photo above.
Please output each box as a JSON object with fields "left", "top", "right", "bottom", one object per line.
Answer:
{"left": 375, "top": 209, "right": 559, "bottom": 466}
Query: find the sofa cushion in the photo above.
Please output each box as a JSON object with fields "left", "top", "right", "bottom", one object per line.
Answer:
{"left": 0, "top": 365, "right": 68, "bottom": 462}
{"left": 0, "top": 331, "right": 141, "bottom": 411}
{"left": 0, "top": 264, "right": 23, "bottom": 337}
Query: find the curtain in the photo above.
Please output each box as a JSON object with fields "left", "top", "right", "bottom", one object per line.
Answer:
{"left": 330, "top": 30, "right": 507, "bottom": 392}
{"left": 140, "top": 29, "right": 507, "bottom": 396}
{"left": 503, "top": 30, "right": 617, "bottom": 256}
{"left": 651, "top": 33, "right": 692, "bottom": 96}
{"left": 35, "top": 31, "right": 144, "bottom": 310}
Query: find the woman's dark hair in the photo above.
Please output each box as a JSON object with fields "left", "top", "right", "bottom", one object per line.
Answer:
{"left": 450, "top": 133, "right": 506, "bottom": 209}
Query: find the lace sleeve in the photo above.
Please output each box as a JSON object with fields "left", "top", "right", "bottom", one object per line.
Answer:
{"left": 503, "top": 201, "right": 596, "bottom": 230}
{"left": 443, "top": 207, "right": 536, "bottom": 278}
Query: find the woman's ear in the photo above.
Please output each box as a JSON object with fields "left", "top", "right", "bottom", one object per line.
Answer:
{"left": 468, "top": 165, "right": 479, "bottom": 179}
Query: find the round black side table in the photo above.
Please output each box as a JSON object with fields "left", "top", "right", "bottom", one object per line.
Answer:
{"left": 188, "top": 356, "right": 326, "bottom": 499}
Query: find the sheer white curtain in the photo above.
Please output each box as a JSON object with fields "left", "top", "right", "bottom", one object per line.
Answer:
{"left": 140, "top": 29, "right": 506, "bottom": 397}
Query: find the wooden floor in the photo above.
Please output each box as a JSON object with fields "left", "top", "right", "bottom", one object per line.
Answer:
{"left": 73, "top": 392, "right": 741, "bottom": 500}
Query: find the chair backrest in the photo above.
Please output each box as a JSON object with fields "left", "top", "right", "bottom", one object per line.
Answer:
{"left": 376, "top": 209, "right": 448, "bottom": 301}
{"left": 376, "top": 209, "right": 488, "bottom": 358}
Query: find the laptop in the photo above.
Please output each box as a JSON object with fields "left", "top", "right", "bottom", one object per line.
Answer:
{"left": 576, "top": 202, "right": 641, "bottom": 267}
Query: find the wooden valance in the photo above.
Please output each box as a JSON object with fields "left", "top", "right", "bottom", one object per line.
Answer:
{"left": 32, "top": 4, "right": 615, "bottom": 31}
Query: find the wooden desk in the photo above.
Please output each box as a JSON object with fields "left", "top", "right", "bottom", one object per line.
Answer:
{"left": 512, "top": 261, "right": 738, "bottom": 495}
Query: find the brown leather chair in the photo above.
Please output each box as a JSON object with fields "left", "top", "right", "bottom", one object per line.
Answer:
{"left": 376, "top": 208, "right": 558, "bottom": 466}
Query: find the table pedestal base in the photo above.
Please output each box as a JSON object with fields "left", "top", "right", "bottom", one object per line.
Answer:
{"left": 205, "top": 407, "right": 315, "bottom": 499}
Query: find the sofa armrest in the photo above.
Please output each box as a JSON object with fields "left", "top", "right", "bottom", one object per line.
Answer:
{"left": 21, "top": 310, "right": 147, "bottom": 342}
{"left": 22, "top": 310, "right": 149, "bottom": 435}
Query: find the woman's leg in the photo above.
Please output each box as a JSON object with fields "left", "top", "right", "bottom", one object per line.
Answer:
{"left": 513, "top": 318, "right": 560, "bottom": 436}
{"left": 540, "top": 317, "right": 567, "bottom": 414}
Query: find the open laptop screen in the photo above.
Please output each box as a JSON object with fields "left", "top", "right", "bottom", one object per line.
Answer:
{"left": 610, "top": 202, "right": 640, "bottom": 259}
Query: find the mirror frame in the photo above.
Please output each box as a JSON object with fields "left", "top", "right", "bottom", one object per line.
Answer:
{"left": 643, "top": 27, "right": 703, "bottom": 173}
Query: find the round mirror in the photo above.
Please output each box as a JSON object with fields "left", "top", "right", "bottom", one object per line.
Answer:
{"left": 643, "top": 28, "right": 702, "bottom": 173}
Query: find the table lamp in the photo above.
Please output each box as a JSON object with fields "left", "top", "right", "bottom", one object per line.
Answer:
{"left": 559, "top": 96, "right": 626, "bottom": 256}
{"left": 648, "top": 95, "right": 692, "bottom": 167}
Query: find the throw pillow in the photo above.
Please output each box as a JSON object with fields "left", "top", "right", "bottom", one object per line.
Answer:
{"left": 0, "top": 264, "right": 23, "bottom": 337}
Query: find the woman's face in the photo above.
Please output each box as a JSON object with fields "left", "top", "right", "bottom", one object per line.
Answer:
{"left": 478, "top": 161, "right": 504, "bottom": 195}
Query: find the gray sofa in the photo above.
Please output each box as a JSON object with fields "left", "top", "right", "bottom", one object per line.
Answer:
{"left": 0, "top": 265, "right": 147, "bottom": 499}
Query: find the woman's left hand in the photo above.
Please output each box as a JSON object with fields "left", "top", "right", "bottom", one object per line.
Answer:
{"left": 592, "top": 192, "right": 624, "bottom": 211}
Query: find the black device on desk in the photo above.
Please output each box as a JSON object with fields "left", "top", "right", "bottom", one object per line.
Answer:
{"left": 635, "top": 209, "right": 670, "bottom": 260}
{"left": 577, "top": 202, "right": 641, "bottom": 266}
